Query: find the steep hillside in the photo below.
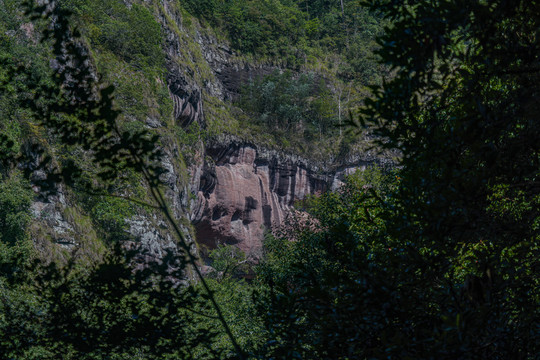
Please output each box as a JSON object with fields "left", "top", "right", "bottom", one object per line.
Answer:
{"left": 2, "top": 1, "right": 538, "bottom": 358}
{"left": 0, "top": 0, "right": 387, "bottom": 262}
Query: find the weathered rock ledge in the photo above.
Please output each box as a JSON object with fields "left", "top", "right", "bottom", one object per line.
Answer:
{"left": 190, "top": 136, "right": 386, "bottom": 259}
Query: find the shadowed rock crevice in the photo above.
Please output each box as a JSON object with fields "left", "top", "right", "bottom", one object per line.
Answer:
{"left": 167, "top": 70, "right": 204, "bottom": 128}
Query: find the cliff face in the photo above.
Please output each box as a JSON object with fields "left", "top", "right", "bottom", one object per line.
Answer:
{"left": 189, "top": 138, "right": 374, "bottom": 258}
{"left": 18, "top": 0, "right": 381, "bottom": 262}
{"left": 157, "top": 5, "right": 380, "bottom": 258}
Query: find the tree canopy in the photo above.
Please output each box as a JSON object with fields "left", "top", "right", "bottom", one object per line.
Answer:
{"left": 0, "top": 0, "right": 538, "bottom": 359}
{"left": 255, "top": 0, "right": 540, "bottom": 358}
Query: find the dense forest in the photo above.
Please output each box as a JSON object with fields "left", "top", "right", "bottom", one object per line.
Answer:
{"left": 1, "top": 0, "right": 539, "bottom": 359}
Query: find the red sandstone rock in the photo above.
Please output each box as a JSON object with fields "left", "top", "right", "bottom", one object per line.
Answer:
{"left": 192, "top": 144, "right": 329, "bottom": 259}
{"left": 188, "top": 135, "right": 392, "bottom": 260}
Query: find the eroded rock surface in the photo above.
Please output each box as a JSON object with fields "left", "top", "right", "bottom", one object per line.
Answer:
{"left": 191, "top": 139, "right": 368, "bottom": 259}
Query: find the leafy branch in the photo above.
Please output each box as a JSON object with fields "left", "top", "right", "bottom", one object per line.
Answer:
{"left": 15, "top": 1, "right": 245, "bottom": 357}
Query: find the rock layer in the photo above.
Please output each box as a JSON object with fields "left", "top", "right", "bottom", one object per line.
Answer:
{"left": 191, "top": 139, "right": 366, "bottom": 259}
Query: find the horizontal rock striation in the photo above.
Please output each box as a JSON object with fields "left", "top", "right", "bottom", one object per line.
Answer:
{"left": 190, "top": 138, "right": 373, "bottom": 259}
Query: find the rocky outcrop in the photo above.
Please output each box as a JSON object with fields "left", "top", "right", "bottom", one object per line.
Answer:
{"left": 167, "top": 71, "right": 204, "bottom": 128}
{"left": 214, "top": 64, "right": 275, "bottom": 101}
{"left": 126, "top": 2, "right": 392, "bottom": 261}
{"left": 190, "top": 138, "right": 380, "bottom": 259}
{"left": 19, "top": 0, "right": 390, "bottom": 266}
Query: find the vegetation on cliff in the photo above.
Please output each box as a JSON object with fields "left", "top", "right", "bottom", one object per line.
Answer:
{"left": 0, "top": 0, "right": 539, "bottom": 359}
{"left": 181, "top": 0, "right": 385, "bottom": 81}
{"left": 252, "top": 1, "right": 540, "bottom": 357}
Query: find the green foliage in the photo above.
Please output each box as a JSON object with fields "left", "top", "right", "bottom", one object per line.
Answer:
{"left": 251, "top": 0, "right": 540, "bottom": 358}
{"left": 182, "top": 0, "right": 305, "bottom": 57}
{"left": 0, "top": 175, "right": 32, "bottom": 246}
{"left": 0, "top": 1, "right": 55, "bottom": 168}
{"left": 59, "top": 0, "right": 171, "bottom": 125}
{"left": 0, "top": 2, "right": 246, "bottom": 358}
{"left": 179, "top": 0, "right": 385, "bottom": 81}
{"left": 1, "top": 246, "right": 220, "bottom": 359}
{"left": 98, "top": 4, "right": 162, "bottom": 68}
{"left": 234, "top": 69, "right": 368, "bottom": 160}
{"left": 180, "top": 0, "right": 219, "bottom": 22}
{"left": 62, "top": 0, "right": 164, "bottom": 71}
{"left": 191, "top": 277, "right": 266, "bottom": 358}
{"left": 168, "top": 0, "right": 382, "bottom": 162}
{"left": 3, "top": 0, "right": 538, "bottom": 358}
{"left": 88, "top": 196, "right": 136, "bottom": 243}
{"left": 257, "top": 164, "right": 538, "bottom": 358}
{"left": 176, "top": 121, "right": 206, "bottom": 165}
{"left": 238, "top": 70, "right": 338, "bottom": 142}
{"left": 0, "top": 174, "right": 34, "bottom": 283}
{"left": 340, "top": 3, "right": 385, "bottom": 82}
{"left": 208, "top": 244, "right": 248, "bottom": 279}
{"left": 240, "top": 70, "right": 311, "bottom": 129}
{"left": 255, "top": 168, "right": 398, "bottom": 358}
{"left": 233, "top": 1, "right": 540, "bottom": 358}
{"left": 357, "top": 5, "right": 540, "bottom": 345}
